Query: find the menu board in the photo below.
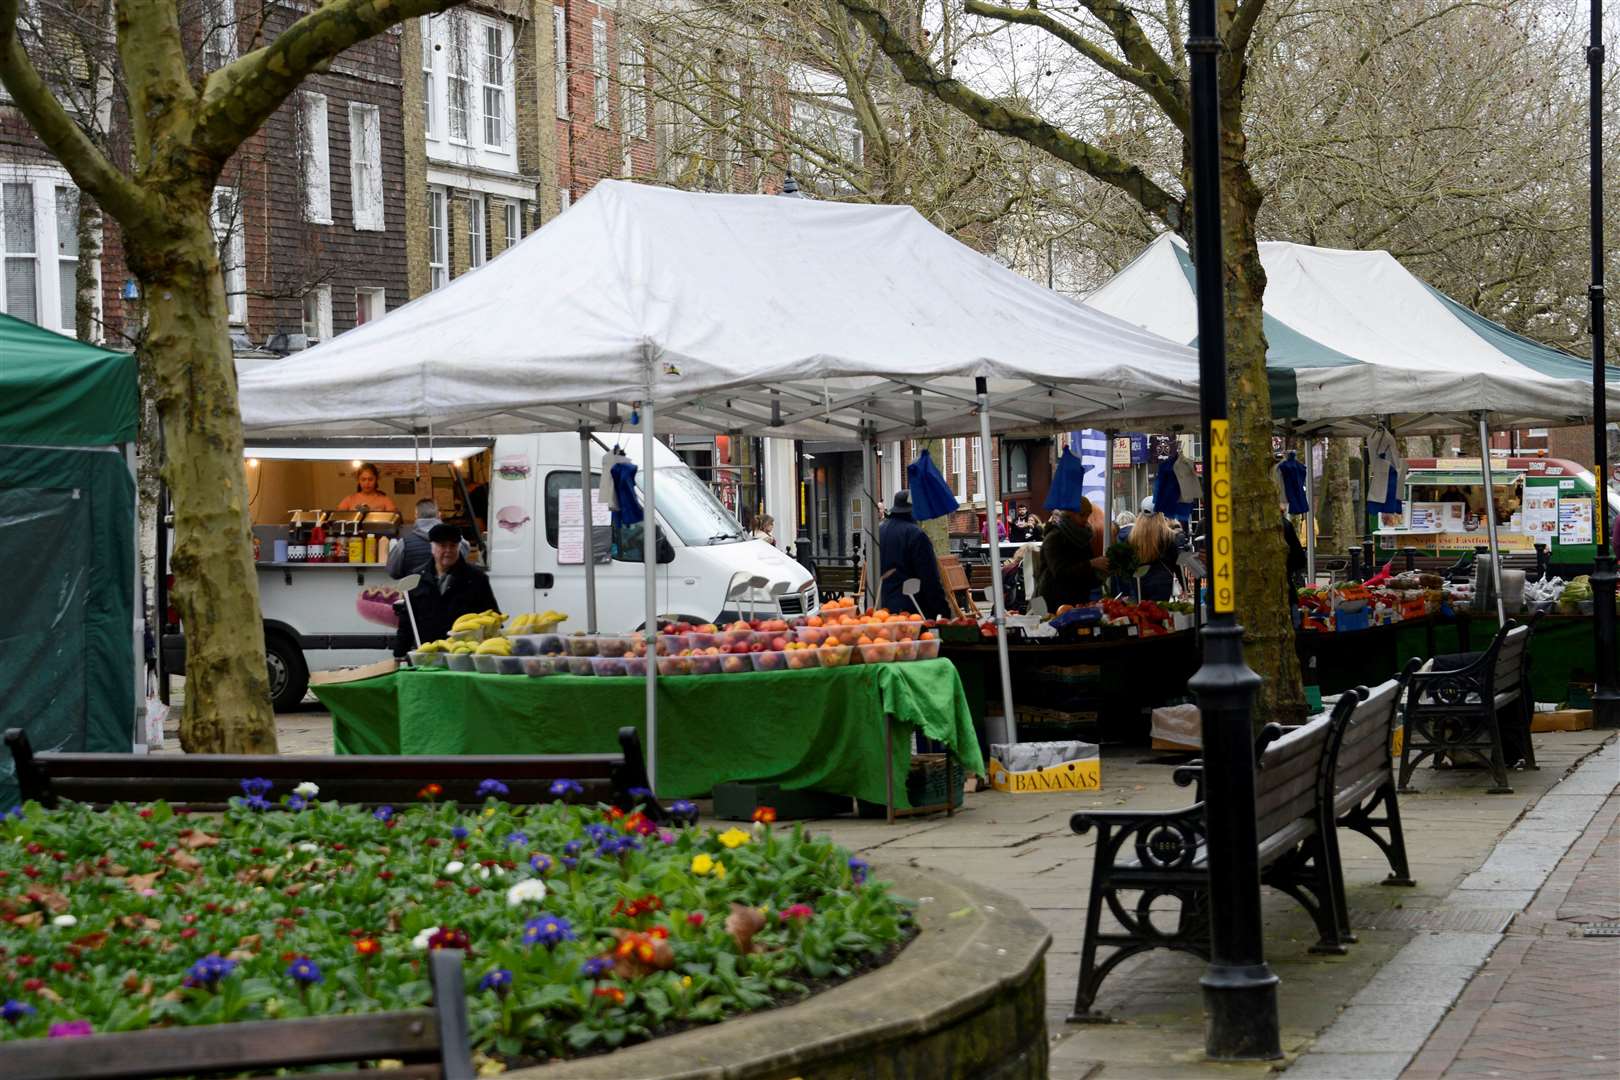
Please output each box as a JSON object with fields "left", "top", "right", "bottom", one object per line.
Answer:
{"left": 1522, "top": 488, "right": 1559, "bottom": 539}
{"left": 1558, "top": 495, "right": 1594, "bottom": 546}
{"left": 557, "top": 488, "right": 611, "bottom": 565}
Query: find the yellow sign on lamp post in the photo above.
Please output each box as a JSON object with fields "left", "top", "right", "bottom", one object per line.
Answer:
{"left": 1208, "top": 419, "right": 1234, "bottom": 614}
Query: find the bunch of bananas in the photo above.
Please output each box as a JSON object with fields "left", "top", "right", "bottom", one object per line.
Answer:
{"left": 416, "top": 638, "right": 478, "bottom": 655}
{"left": 474, "top": 636, "right": 512, "bottom": 656}
{"left": 508, "top": 610, "right": 569, "bottom": 634}
{"left": 452, "top": 610, "right": 505, "bottom": 635}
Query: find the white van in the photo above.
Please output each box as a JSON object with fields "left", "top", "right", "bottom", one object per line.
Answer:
{"left": 158, "top": 434, "right": 818, "bottom": 710}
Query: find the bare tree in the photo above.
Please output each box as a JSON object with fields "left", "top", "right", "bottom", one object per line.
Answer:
{"left": 0, "top": 0, "right": 467, "bottom": 752}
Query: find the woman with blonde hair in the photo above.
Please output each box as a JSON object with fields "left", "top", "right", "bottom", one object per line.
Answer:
{"left": 1128, "top": 512, "right": 1182, "bottom": 601}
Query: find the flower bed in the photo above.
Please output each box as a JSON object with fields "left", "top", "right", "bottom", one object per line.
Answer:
{"left": 0, "top": 785, "right": 908, "bottom": 1064}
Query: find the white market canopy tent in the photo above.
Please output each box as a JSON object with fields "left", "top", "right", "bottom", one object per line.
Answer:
{"left": 238, "top": 180, "right": 1202, "bottom": 441}
{"left": 238, "top": 180, "right": 1211, "bottom": 785}
{"left": 1084, "top": 234, "right": 1618, "bottom": 435}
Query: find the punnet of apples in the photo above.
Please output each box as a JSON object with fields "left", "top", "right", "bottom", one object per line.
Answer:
{"left": 411, "top": 598, "right": 949, "bottom": 678}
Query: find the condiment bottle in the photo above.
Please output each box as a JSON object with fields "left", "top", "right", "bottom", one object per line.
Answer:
{"left": 377, "top": 536, "right": 390, "bottom": 563}
{"left": 365, "top": 534, "right": 378, "bottom": 563}
{"left": 349, "top": 536, "right": 364, "bottom": 563}
{"left": 309, "top": 521, "right": 326, "bottom": 563}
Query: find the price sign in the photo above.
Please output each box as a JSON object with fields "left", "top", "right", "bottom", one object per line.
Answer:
{"left": 1208, "top": 419, "right": 1234, "bottom": 613}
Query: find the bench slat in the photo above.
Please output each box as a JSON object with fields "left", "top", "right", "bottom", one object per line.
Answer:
{"left": 3, "top": 1010, "right": 441, "bottom": 1080}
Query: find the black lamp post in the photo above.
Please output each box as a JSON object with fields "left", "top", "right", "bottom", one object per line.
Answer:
{"left": 1588, "top": 1, "right": 1618, "bottom": 727}
{"left": 1183, "top": 0, "right": 1282, "bottom": 1060}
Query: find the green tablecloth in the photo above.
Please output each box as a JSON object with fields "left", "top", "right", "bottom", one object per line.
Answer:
{"left": 314, "top": 659, "right": 983, "bottom": 810}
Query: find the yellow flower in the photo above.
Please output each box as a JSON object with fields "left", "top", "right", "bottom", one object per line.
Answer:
{"left": 482, "top": 807, "right": 496, "bottom": 818}
{"left": 691, "top": 853, "right": 715, "bottom": 875}
{"left": 716, "top": 827, "right": 751, "bottom": 849}
{"left": 714, "top": 860, "right": 726, "bottom": 879}
{"left": 680, "top": 975, "right": 693, "bottom": 989}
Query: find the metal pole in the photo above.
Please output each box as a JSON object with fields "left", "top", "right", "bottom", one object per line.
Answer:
{"left": 642, "top": 396, "right": 659, "bottom": 792}
{"left": 1587, "top": 0, "right": 1619, "bottom": 726}
{"left": 1477, "top": 415, "right": 1507, "bottom": 625}
{"left": 976, "top": 378, "right": 1018, "bottom": 746}
{"left": 862, "top": 429, "right": 881, "bottom": 606}
{"left": 1183, "top": 0, "right": 1281, "bottom": 1060}
{"left": 1102, "top": 429, "right": 1116, "bottom": 545}
{"left": 1304, "top": 440, "right": 1317, "bottom": 583}
{"left": 579, "top": 425, "right": 599, "bottom": 633}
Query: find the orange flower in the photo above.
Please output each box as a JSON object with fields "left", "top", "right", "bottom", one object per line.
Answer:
{"left": 751, "top": 806, "right": 777, "bottom": 824}
{"left": 354, "top": 938, "right": 381, "bottom": 958}
{"left": 417, "top": 783, "right": 443, "bottom": 800}
{"left": 593, "top": 985, "right": 626, "bottom": 1005}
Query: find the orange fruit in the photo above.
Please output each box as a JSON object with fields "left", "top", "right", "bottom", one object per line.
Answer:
{"left": 921, "top": 631, "right": 936, "bottom": 640}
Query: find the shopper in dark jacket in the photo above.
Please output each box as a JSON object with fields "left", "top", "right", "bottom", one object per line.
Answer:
{"left": 878, "top": 491, "right": 950, "bottom": 618}
{"left": 395, "top": 524, "right": 500, "bottom": 652}
{"left": 1035, "top": 502, "right": 1100, "bottom": 610}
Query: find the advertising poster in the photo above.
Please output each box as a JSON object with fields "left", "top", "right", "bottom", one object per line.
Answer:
{"left": 1523, "top": 488, "right": 1559, "bottom": 539}
{"left": 557, "top": 487, "right": 611, "bottom": 565}
{"left": 1558, "top": 495, "right": 1593, "bottom": 546}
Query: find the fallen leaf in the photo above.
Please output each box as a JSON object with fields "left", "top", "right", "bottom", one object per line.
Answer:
{"left": 181, "top": 831, "right": 219, "bottom": 850}
{"left": 103, "top": 863, "right": 129, "bottom": 878}
{"left": 35, "top": 986, "right": 62, "bottom": 1004}
{"left": 235, "top": 933, "right": 261, "bottom": 952}
{"left": 126, "top": 871, "right": 163, "bottom": 892}
{"left": 12, "top": 911, "right": 43, "bottom": 929}
{"left": 33, "top": 890, "right": 70, "bottom": 914}
{"left": 62, "top": 862, "right": 96, "bottom": 883}
{"left": 169, "top": 851, "right": 202, "bottom": 873}
{"left": 725, "top": 903, "right": 767, "bottom": 955}
{"left": 73, "top": 932, "right": 109, "bottom": 951}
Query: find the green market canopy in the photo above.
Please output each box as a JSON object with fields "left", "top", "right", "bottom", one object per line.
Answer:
{"left": 1084, "top": 234, "right": 1617, "bottom": 435}
{"left": 0, "top": 313, "right": 140, "bottom": 807}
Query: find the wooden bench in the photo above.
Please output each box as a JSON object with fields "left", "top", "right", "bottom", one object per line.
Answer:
{"left": 6, "top": 948, "right": 474, "bottom": 1080}
{"left": 1323, "top": 680, "right": 1414, "bottom": 895}
{"left": 4, "top": 726, "right": 663, "bottom": 817}
{"left": 1398, "top": 617, "right": 1539, "bottom": 794}
{"left": 1067, "top": 704, "right": 1352, "bottom": 1020}
{"left": 814, "top": 560, "right": 860, "bottom": 600}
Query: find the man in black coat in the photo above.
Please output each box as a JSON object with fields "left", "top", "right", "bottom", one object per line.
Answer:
{"left": 878, "top": 491, "right": 950, "bottom": 618}
{"left": 395, "top": 523, "right": 501, "bottom": 653}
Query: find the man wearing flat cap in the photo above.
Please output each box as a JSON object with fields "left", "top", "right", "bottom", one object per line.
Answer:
{"left": 395, "top": 523, "right": 500, "bottom": 652}
{"left": 877, "top": 490, "right": 950, "bottom": 619}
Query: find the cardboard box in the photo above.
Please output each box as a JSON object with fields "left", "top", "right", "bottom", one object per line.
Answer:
{"left": 986, "top": 741, "right": 1101, "bottom": 793}
{"left": 1531, "top": 709, "right": 1594, "bottom": 733}
{"left": 309, "top": 658, "right": 398, "bottom": 685}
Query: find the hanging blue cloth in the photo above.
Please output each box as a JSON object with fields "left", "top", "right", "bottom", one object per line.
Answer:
{"left": 1278, "top": 454, "right": 1309, "bottom": 515}
{"left": 611, "top": 460, "right": 643, "bottom": 526}
{"left": 905, "top": 449, "right": 959, "bottom": 521}
{"left": 1044, "top": 449, "right": 1089, "bottom": 512}
{"left": 1365, "top": 466, "right": 1403, "bottom": 515}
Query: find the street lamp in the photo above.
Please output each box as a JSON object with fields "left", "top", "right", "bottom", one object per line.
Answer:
{"left": 1183, "top": 0, "right": 1282, "bottom": 1060}
{"left": 1587, "top": 1, "right": 1618, "bottom": 726}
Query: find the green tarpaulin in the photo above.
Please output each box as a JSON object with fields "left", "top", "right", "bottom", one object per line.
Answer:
{"left": 316, "top": 660, "right": 984, "bottom": 809}
{"left": 0, "top": 316, "right": 139, "bottom": 808}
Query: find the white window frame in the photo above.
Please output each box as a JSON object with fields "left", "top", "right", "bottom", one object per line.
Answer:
{"left": 300, "top": 92, "right": 332, "bottom": 225}
{"left": 421, "top": 16, "right": 438, "bottom": 138}
{"left": 504, "top": 201, "right": 520, "bottom": 251}
{"left": 465, "top": 196, "right": 485, "bottom": 268}
{"left": 553, "top": 6, "right": 568, "bottom": 119}
{"left": 301, "top": 284, "right": 333, "bottom": 343}
{"left": 2, "top": 178, "right": 40, "bottom": 327}
{"left": 971, "top": 436, "right": 983, "bottom": 502}
{"left": 446, "top": 12, "right": 472, "bottom": 143}
{"left": 621, "top": 39, "right": 646, "bottom": 140}
{"left": 53, "top": 184, "right": 80, "bottom": 332}
{"left": 591, "top": 18, "right": 609, "bottom": 128}
{"left": 0, "top": 171, "right": 101, "bottom": 338}
{"left": 354, "top": 287, "right": 385, "bottom": 327}
{"left": 349, "top": 102, "right": 384, "bottom": 231}
{"left": 558, "top": 187, "right": 571, "bottom": 211}
{"left": 427, "top": 186, "right": 448, "bottom": 290}
{"left": 481, "top": 22, "right": 507, "bottom": 149}
{"left": 210, "top": 186, "right": 247, "bottom": 326}
{"left": 951, "top": 439, "right": 967, "bottom": 501}
{"left": 202, "top": 0, "right": 238, "bottom": 71}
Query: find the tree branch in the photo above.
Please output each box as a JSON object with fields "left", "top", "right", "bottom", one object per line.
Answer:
{"left": 1225, "top": 0, "right": 1267, "bottom": 71}
{"left": 0, "top": 0, "right": 148, "bottom": 225}
{"left": 964, "top": 0, "right": 1189, "bottom": 132}
{"left": 1077, "top": 0, "right": 1187, "bottom": 101}
{"left": 195, "top": 0, "right": 466, "bottom": 163}
{"left": 833, "top": 0, "right": 1184, "bottom": 231}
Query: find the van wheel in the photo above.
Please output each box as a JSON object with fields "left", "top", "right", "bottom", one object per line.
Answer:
{"left": 265, "top": 634, "right": 309, "bottom": 713}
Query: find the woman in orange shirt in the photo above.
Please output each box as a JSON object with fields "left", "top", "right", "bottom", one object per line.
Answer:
{"left": 337, "top": 462, "right": 399, "bottom": 514}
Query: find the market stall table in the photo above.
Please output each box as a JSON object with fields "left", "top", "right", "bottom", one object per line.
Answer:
{"left": 314, "top": 659, "right": 983, "bottom": 814}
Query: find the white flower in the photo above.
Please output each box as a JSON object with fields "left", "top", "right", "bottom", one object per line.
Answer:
{"left": 411, "top": 926, "right": 440, "bottom": 950}
{"left": 52, "top": 914, "right": 77, "bottom": 928}
{"left": 477, "top": 865, "right": 491, "bottom": 880}
{"left": 444, "top": 860, "right": 465, "bottom": 875}
{"left": 296, "top": 843, "right": 319, "bottom": 853}
{"left": 505, "top": 879, "right": 547, "bottom": 907}
{"left": 293, "top": 782, "right": 319, "bottom": 799}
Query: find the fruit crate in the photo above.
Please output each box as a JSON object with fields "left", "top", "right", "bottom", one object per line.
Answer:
{"left": 856, "top": 754, "right": 964, "bottom": 819}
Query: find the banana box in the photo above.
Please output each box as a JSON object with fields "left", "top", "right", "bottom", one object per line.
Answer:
{"left": 987, "top": 741, "right": 1101, "bottom": 794}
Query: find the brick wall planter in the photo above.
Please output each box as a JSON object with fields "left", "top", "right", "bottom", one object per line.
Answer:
{"left": 512, "top": 865, "right": 1051, "bottom": 1079}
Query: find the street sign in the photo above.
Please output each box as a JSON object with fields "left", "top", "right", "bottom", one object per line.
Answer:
{"left": 1208, "top": 419, "right": 1234, "bottom": 613}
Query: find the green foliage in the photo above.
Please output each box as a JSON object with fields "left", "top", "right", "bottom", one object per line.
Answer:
{"left": 0, "top": 792, "right": 905, "bottom": 1062}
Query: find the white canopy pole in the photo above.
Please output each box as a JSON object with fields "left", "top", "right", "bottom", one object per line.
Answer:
{"left": 642, "top": 396, "right": 659, "bottom": 791}
{"left": 976, "top": 378, "right": 1018, "bottom": 746}
{"left": 579, "top": 425, "right": 599, "bottom": 633}
{"left": 1477, "top": 414, "right": 1507, "bottom": 624}
{"left": 1305, "top": 439, "right": 1317, "bottom": 584}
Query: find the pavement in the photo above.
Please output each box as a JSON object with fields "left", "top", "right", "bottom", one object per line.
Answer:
{"left": 222, "top": 708, "right": 1616, "bottom": 1079}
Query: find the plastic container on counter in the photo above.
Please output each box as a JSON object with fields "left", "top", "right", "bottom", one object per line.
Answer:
{"left": 494, "top": 655, "right": 525, "bottom": 675}
{"left": 782, "top": 647, "right": 822, "bottom": 671}
{"left": 717, "top": 626, "right": 755, "bottom": 647}
{"left": 565, "top": 635, "right": 600, "bottom": 657}
{"left": 564, "top": 656, "right": 596, "bottom": 676}
{"left": 915, "top": 638, "right": 941, "bottom": 660}
{"left": 590, "top": 656, "right": 631, "bottom": 677}
{"left": 656, "top": 655, "right": 694, "bottom": 676}
{"left": 523, "top": 656, "right": 557, "bottom": 677}
{"left": 593, "top": 635, "right": 638, "bottom": 658}
{"left": 749, "top": 651, "right": 787, "bottom": 673}
{"left": 471, "top": 654, "right": 503, "bottom": 674}
{"left": 893, "top": 639, "right": 919, "bottom": 662}
{"left": 688, "top": 652, "right": 724, "bottom": 675}
{"left": 407, "top": 650, "right": 445, "bottom": 668}
{"left": 511, "top": 634, "right": 566, "bottom": 657}
{"left": 717, "top": 652, "right": 755, "bottom": 675}
{"left": 855, "top": 641, "right": 899, "bottom": 664}
{"left": 624, "top": 655, "right": 649, "bottom": 676}
{"left": 793, "top": 625, "right": 829, "bottom": 646}
{"left": 445, "top": 652, "right": 477, "bottom": 672}
{"left": 684, "top": 631, "right": 718, "bottom": 649}
{"left": 815, "top": 643, "right": 854, "bottom": 668}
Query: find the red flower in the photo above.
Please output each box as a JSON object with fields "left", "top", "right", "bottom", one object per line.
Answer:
{"left": 348, "top": 929, "right": 367, "bottom": 938}
{"left": 751, "top": 806, "right": 777, "bottom": 824}
{"left": 179, "top": 928, "right": 198, "bottom": 940}
{"left": 291, "top": 908, "right": 307, "bottom": 917}
{"left": 177, "top": 830, "right": 191, "bottom": 839}
{"left": 0, "top": 870, "right": 8, "bottom": 881}
{"left": 137, "top": 808, "right": 152, "bottom": 819}
{"left": 202, "top": 903, "right": 218, "bottom": 913}
{"left": 22, "top": 978, "right": 43, "bottom": 992}
{"left": 138, "top": 841, "right": 156, "bottom": 850}
{"left": 424, "top": 838, "right": 441, "bottom": 848}
{"left": 426, "top": 928, "right": 469, "bottom": 952}
{"left": 50, "top": 961, "right": 73, "bottom": 972}
{"left": 465, "top": 886, "right": 481, "bottom": 896}
{"left": 25, "top": 843, "right": 42, "bottom": 855}
{"left": 779, "top": 903, "right": 815, "bottom": 923}
{"left": 593, "top": 985, "right": 625, "bottom": 1004}
{"left": 249, "top": 847, "right": 264, "bottom": 856}
{"left": 686, "top": 912, "right": 706, "bottom": 928}
{"left": 604, "top": 807, "right": 625, "bottom": 821}
{"left": 377, "top": 871, "right": 394, "bottom": 881}
{"left": 648, "top": 925, "right": 669, "bottom": 940}
{"left": 417, "top": 783, "right": 443, "bottom": 800}
{"left": 50, "top": 851, "right": 66, "bottom": 862}
{"left": 355, "top": 938, "right": 381, "bottom": 958}
{"left": 330, "top": 844, "right": 346, "bottom": 851}
{"left": 182, "top": 914, "right": 197, "bottom": 925}
{"left": 433, "top": 880, "right": 452, "bottom": 889}
{"left": 21, "top": 866, "right": 40, "bottom": 878}
{"left": 280, "top": 951, "right": 298, "bottom": 965}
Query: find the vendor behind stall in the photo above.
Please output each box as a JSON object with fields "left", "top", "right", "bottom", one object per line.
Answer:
{"left": 395, "top": 524, "right": 499, "bottom": 652}
{"left": 338, "top": 462, "right": 398, "bottom": 514}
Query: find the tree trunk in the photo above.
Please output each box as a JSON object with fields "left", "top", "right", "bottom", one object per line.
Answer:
{"left": 1317, "top": 437, "right": 1360, "bottom": 554}
{"left": 131, "top": 209, "right": 277, "bottom": 754}
{"left": 1218, "top": 84, "right": 1307, "bottom": 727}
{"left": 918, "top": 438, "right": 950, "bottom": 556}
{"left": 74, "top": 193, "right": 101, "bottom": 342}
